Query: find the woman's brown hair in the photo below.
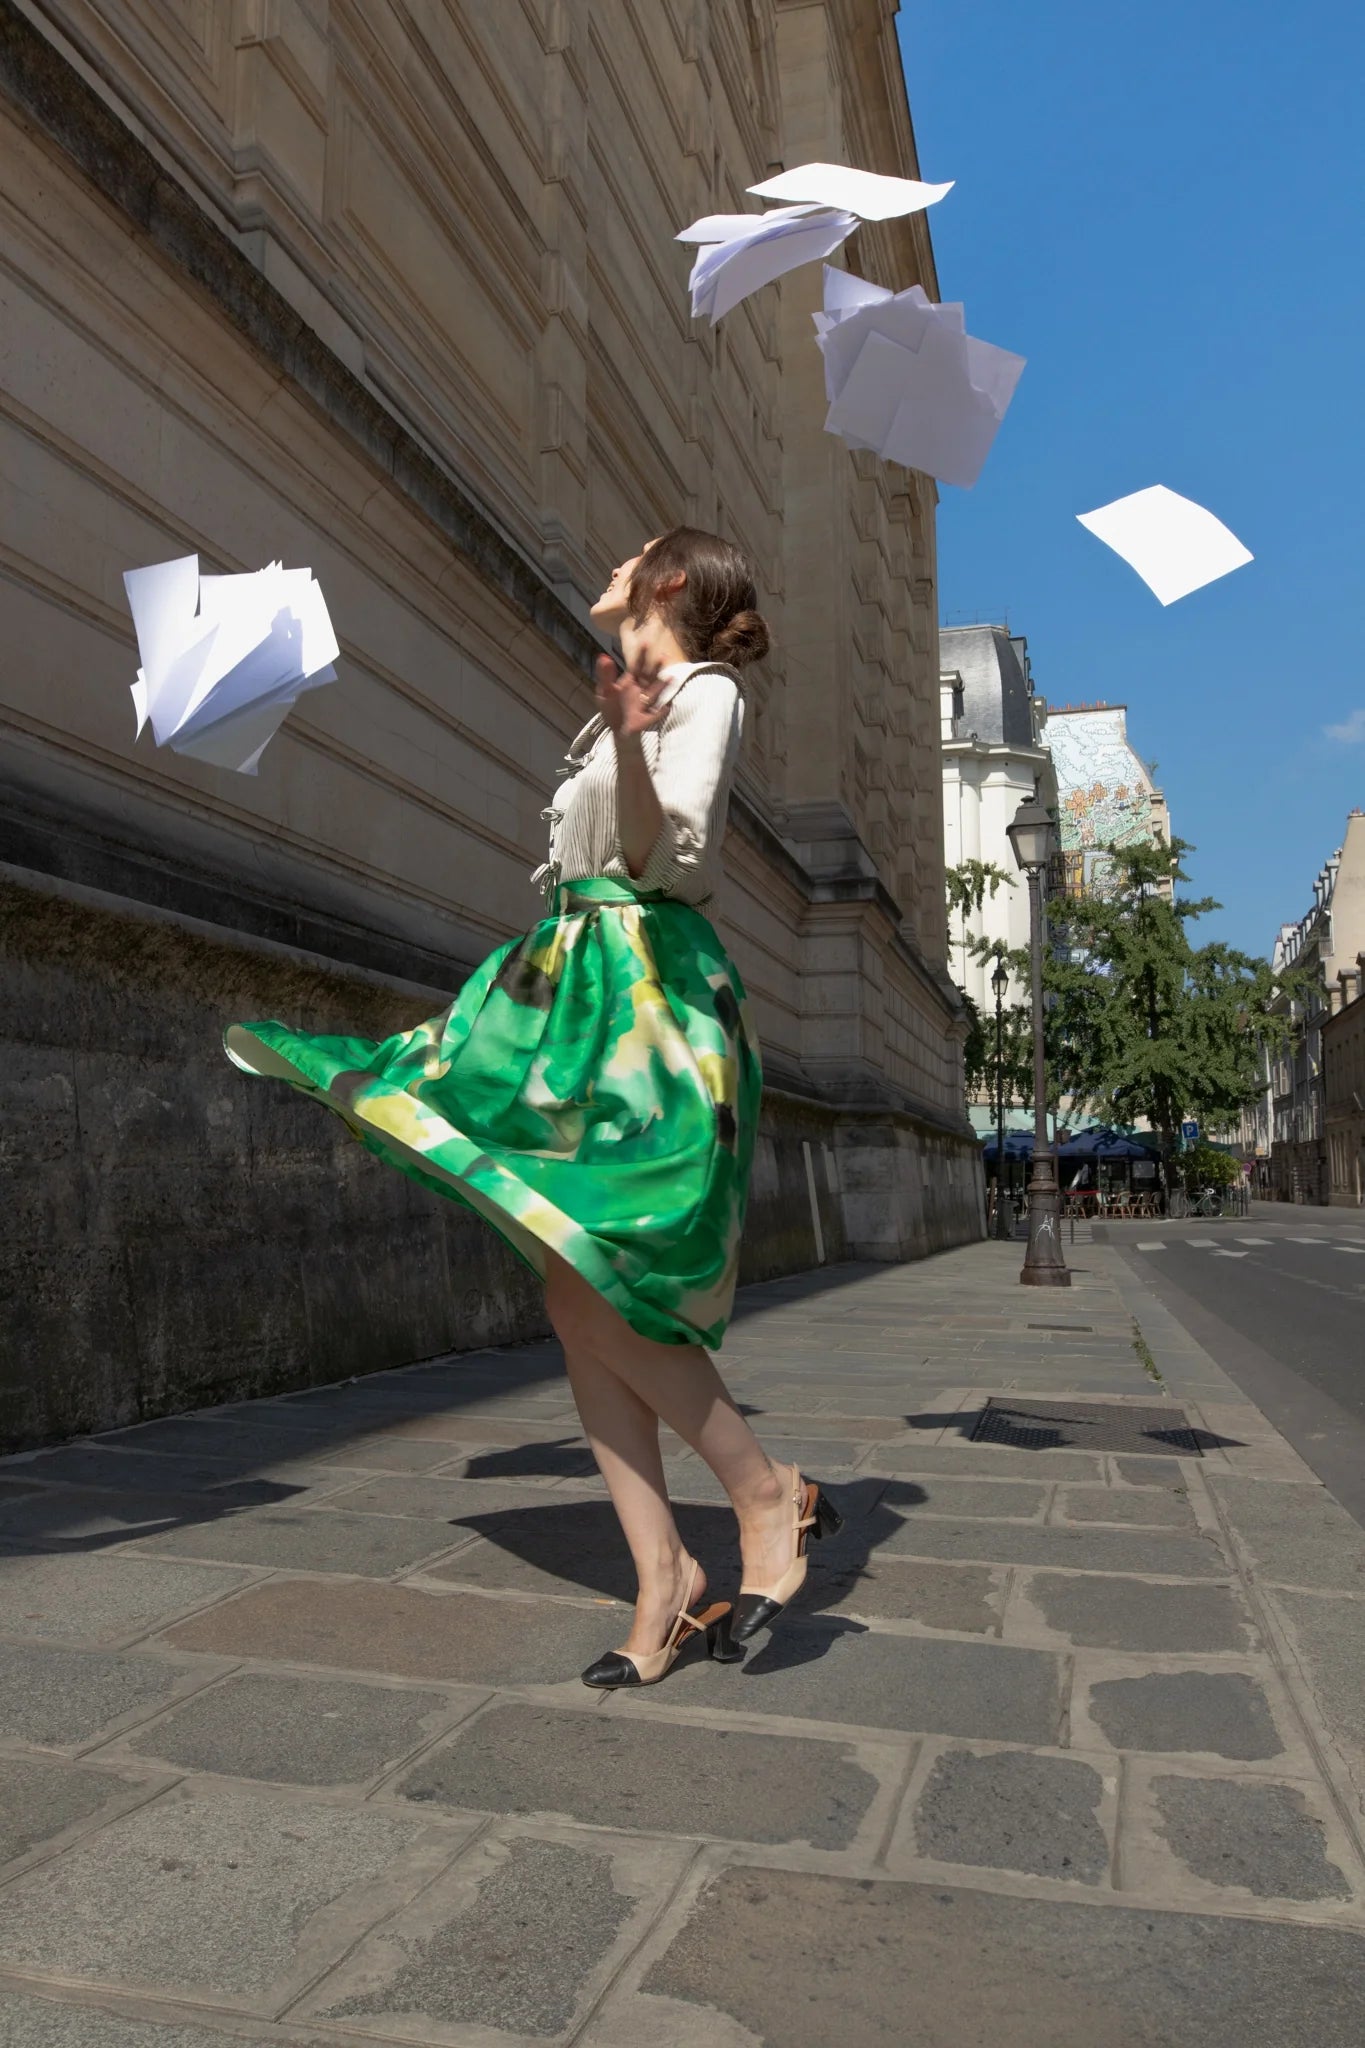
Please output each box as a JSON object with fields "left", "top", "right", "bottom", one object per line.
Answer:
{"left": 625, "top": 526, "right": 770, "bottom": 669}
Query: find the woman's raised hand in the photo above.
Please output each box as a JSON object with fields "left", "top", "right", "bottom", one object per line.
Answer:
{"left": 594, "top": 654, "right": 668, "bottom": 741}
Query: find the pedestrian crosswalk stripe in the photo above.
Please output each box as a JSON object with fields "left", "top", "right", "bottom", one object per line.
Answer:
{"left": 1134, "top": 1237, "right": 1360, "bottom": 1257}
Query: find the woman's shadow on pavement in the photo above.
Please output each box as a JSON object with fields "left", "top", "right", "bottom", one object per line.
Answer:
{"left": 449, "top": 1474, "right": 929, "bottom": 1676}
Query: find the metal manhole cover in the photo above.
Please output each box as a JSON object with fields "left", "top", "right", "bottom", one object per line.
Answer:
{"left": 970, "top": 1398, "right": 1202, "bottom": 1457}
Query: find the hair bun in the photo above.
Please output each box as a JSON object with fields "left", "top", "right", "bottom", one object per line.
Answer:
{"left": 710, "top": 609, "right": 770, "bottom": 669}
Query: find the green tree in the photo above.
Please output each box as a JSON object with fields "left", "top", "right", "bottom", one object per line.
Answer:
{"left": 944, "top": 865, "right": 1025, "bottom": 1113}
{"left": 1181, "top": 1142, "right": 1240, "bottom": 1194}
{"left": 1041, "top": 838, "right": 1305, "bottom": 1174}
{"left": 945, "top": 859, "right": 1015, "bottom": 922}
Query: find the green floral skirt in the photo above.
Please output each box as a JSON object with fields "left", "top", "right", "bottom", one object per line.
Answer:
{"left": 224, "top": 876, "right": 762, "bottom": 1347}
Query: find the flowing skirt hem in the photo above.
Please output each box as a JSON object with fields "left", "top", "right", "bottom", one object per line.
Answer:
{"left": 223, "top": 1022, "right": 727, "bottom": 1348}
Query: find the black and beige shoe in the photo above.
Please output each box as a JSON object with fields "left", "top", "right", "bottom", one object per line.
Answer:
{"left": 581, "top": 1560, "right": 743, "bottom": 1689}
{"left": 733, "top": 1462, "right": 844, "bottom": 1643}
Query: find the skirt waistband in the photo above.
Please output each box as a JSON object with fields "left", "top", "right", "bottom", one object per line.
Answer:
{"left": 551, "top": 876, "right": 673, "bottom": 915}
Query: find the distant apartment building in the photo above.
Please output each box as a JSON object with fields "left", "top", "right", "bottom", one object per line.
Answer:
{"left": 1324, "top": 973, "right": 1365, "bottom": 1207}
{"left": 939, "top": 625, "right": 1057, "bottom": 1138}
{"left": 1041, "top": 702, "right": 1172, "bottom": 902}
{"left": 1260, "top": 811, "right": 1365, "bottom": 1203}
{"left": 938, "top": 644, "right": 1177, "bottom": 1140}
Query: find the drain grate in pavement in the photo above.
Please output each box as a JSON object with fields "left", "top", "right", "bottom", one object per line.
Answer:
{"left": 970, "top": 1398, "right": 1202, "bottom": 1457}
{"left": 1026, "top": 1323, "right": 1094, "bottom": 1333}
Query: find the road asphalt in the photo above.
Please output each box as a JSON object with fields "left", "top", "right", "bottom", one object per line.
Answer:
{"left": 1, "top": 1229, "right": 1364, "bottom": 2045}
{"left": 1101, "top": 1201, "right": 1365, "bottom": 1524}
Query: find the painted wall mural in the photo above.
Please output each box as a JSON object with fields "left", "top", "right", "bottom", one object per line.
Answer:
{"left": 1044, "top": 707, "right": 1164, "bottom": 893}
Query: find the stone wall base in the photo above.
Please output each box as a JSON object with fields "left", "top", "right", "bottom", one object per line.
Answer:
{"left": 2, "top": 873, "right": 983, "bottom": 1449}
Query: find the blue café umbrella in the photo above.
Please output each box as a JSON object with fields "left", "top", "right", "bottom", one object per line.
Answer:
{"left": 1056, "top": 1124, "right": 1158, "bottom": 1160}
{"left": 980, "top": 1131, "right": 1035, "bottom": 1160}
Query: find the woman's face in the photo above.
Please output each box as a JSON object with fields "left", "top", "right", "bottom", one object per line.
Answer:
{"left": 590, "top": 538, "right": 659, "bottom": 631}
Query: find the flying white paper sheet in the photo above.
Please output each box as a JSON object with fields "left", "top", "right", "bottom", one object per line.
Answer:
{"left": 1075, "top": 487, "right": 1253, "bottom": 605}
{"left": 748, "top": 162, "right": 954, "bottom": 221}
{"left": 122, "top": 554, "right": 338, "bottom": 773}
{"left": 814, "top": 268, "right": 1025, "bottom": 488}
{"left": 677, "top": 203, "right": 857, "bottom": 322}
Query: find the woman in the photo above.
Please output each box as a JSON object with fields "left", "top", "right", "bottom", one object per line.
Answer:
{"left": 225, "top": 526, "right": 839, "bottom": 1687}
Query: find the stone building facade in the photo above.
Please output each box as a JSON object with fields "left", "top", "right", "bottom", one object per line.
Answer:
{"left": 1261, "top": 811, "right": 1365, "bottom": 1204}
{"left": 1323, "top": 973, "right": 1365, "bottom": 1209}
{"left": 0, "top": 0, "right": 979, "bottom": 1446}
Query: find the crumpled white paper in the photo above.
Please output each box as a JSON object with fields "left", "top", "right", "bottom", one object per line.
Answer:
{"left": 813, "top": 268, "right": 1025, "bottom": 489}
{"left": 677, "top": 203, "right": 859, "bottom": 323}
{"left": 122, "top": 554, "right": 338, "bottom": 773}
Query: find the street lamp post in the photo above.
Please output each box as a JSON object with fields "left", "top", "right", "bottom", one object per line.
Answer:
{"left": 1006, "top": 796, "right": 1071, "bottom": 1288}
{"left": 992, "top": 957, "right": 1011, "bottom": 1239}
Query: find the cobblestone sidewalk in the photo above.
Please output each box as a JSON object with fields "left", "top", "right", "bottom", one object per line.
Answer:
{"left": 3, "top": 1235, "right": 1365, "bottom": 2046}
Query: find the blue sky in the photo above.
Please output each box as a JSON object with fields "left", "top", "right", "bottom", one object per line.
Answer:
{"left": 898, "top": 1, "right": 1365, "bottom": 955}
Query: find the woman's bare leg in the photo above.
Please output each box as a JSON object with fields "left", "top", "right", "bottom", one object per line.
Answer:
{"left": 545, "top": 1254, "right": 799, "bottom": 1618}
{"left": 556, "top": 1332, "right": 701, "bottom": 1658}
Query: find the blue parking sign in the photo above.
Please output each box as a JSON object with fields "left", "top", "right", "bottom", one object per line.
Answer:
{"left": 1181, "top": 1120, "right": 1199, "bottom": 1143}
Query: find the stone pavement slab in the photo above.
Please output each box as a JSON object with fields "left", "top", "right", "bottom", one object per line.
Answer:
{"left": 296, "top": 1825, "right": 691, "bottom": 2041}
{"left": 869, "top": 1516, "right": 1229, "bottom": 1576}
{"left": 0, "top": 1644, "right": 217, "bottom": 1750}
{"left": 309, "top": 1474, "right": 586, "bottom": 1521}
{"left": 1146, "top": 1773, "right": 1353, "bottom": 1901}
{"left": 867, "top": 1442, "right": 1106, "bottom": 1479}
{"left": 394, "top": 1700, "right": 886, "bottom": 1850}
{"left": 0, "top": 1786, "right": 461, "bottom": 2014}
{"left": 907, "top": 1745, "right": 1112, "bottom": 1884}
{"left": 1209, "top": 1475, "right": 1365, "bottom": 1592}
{"left": 1012, "top": 1572, "right": 1257, "bottom": 1651}
{"left": 1052, "top": 1482, "right": 1197, "bottom": 1528}
{"left": 4, "top": 1446, "right": 334, "bottom": 1507}
{"left": 0, "top": 1992, "right": 286, "bottom": 2047}
{"left": 130, "top": 1509, "right": 469, "bottom": 1578}
{"left": 161, "top": 1577, "right": 622, "bottom": 1686}
{"left": 639, "top": 1624, "right": 1066, "bottom": 1744}
{"left": 123, "top": 1671, "right": 464, "bottom": 1789}
{"left": 606, "top": 1863, "right": 1365, "bottom": 2048}
{"left": 1085, "top": 1668, "right": 1285, "bottom": 1760}
{"left": 0, "top": 1554, "right": 254, "bottom": 1646}
{"left": 0, "top": 1490, "right": 239, "bottom": 1548}
{"left": 0, "top": 1758, "right": 152, "bottom": 1873}
{"left": 808, "top": 1556, "right": 1006, "bottom": 1630}
{"left": 1268, "top": 1588, "right": 1365, "bottom": 1807}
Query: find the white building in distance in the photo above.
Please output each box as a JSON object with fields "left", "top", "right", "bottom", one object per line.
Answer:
{"left": 939, "top": 624, "right": 1055, "bottom": 1018}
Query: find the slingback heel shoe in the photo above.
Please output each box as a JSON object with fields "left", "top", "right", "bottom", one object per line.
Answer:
{"left": 581, "top": 1563, "right": 743, "bottom": 1690}
{"left": 733, "top": 1466, "right": 844, "bottom": 1644}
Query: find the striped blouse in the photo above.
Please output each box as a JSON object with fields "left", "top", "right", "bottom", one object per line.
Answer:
{"left": 533, "top": 661, "right": 745, "bottom": 908}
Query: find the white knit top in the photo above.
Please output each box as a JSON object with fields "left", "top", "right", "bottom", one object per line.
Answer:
{"left": 532, "top": 661, "right": 745, "bottom": 908}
